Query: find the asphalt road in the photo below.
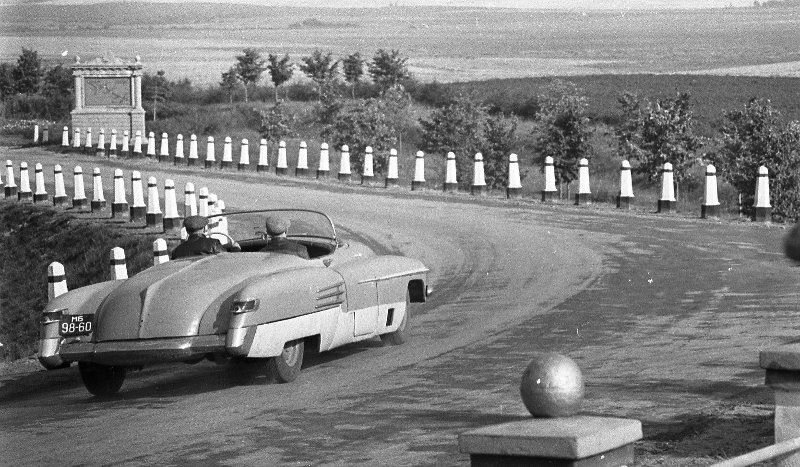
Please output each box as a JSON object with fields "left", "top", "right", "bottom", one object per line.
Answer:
{"left": 0, "top": 147, "right": 796, "bottom": 465}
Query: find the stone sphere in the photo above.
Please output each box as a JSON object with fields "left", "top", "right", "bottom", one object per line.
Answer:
{"left": 520, "top": 352, "right": 584, "bottom": 418}
{"left": 784, "top": 223, "right": 800, "bottom": 263}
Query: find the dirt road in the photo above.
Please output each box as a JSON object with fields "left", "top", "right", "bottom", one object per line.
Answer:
{"left": 0, "top": 147, "right": 794, "bottom": 465}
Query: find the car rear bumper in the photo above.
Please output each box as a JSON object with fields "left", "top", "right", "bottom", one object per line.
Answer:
{"left": 59, "top": 334, "right": 227, "bottom": 366}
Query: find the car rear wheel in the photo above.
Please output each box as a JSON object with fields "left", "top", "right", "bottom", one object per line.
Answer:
{"left": 380, "top": 292, "right": 411, "bottom": 346}
{"left": 78, "top": 361, "right": 126, "bottom": 397}
{"left": 265, "top": 339, "right": 304, "bottom": 383}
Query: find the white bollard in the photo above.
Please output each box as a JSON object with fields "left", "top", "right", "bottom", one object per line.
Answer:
{"left": 221, "top": 136, "right": 233, "bottom": 169}
{"left": 206, "top": 193, "right": 220, "bottom": 233}
{"left": 121, "top": 130, "right": 130, "bottom": 156}
{"left": 754, "top": 165, "right": 771, "bottom": 222}
{"left": 153, "top": 238, "right": 169, "bottom": 265}
{"left": 72, "top": 128, "right": 81, "bottom": 150}
{"left": 701, "top": 164, "right": 720, "bottom": 219}
{"left": 133, "top": 130, "right": 143, "bottom": 156}
{"left": 109, "top": 129, "right": 118, "bottom": 157}
{"left": 33, "top": 163, "right": 48, "bottom": 203}
{"left": 317, "top": 142, "right": 330, "bottom": 178}
{"left": 173, "top": 134, "right": 184, "bottom": 165}
{"left": 61, "top": 126, "right": 70, "bottom": 148}
{"left": 188, "top": 134, "right": 198, "bottom": 166}
{"left": 84, "top": 128, "right": 92, "bottom": 153}
{"left": 146, "top": 177, "right": 163, "bottom": 228}
{"left": 146, "top": 131, "right": 156, "bottom": 158}
{"left": 111, "top": 169, "right": 128, "bottom": 220}
{"left": 47, "top": 261, "right": 68, "bottom": 301}
{"left": 542, "top": 156, "right": 558, "bottom": 202}
{"left": 53, "top": 165, "right": 67, "bottom": 207}
{"left": 130, "top": 171, "right": 146, "bottom": 222}
{"left": 338, "top": 144, "right": 351, "bottom": 182}
{"left": 4, "top": 160, "right": 17, "bottom": 199}
{"left": 96, "top": 129, "right": 106, "bottom": 157}
{"left": 362, "top": 146, "right": 375, "bottom": 185}
{"left": 238, "top": 139, "right": 250, "bottom": 171}
{"left": 158, "top": 133, "right": 170, "bottom": 162}
{"left": 382, "top": 148, "right": 399, "bottom": 188}
{"left": 617, "top": 160, "right": 634, "bottom": 210}
{"left": 205, "top": 136, "right": 216, "bottom": 168}
{"left": 72, "top": 166, "right": 87, "bottom": 209}
{"left": 215, "top": 199, "right": 229, "bottom": 236}
{"left": 657, "top": 161, "right": 676, "bottom": 213}
{"left": 444, "top": 151, "right": 458, "bottom": 193}
{"left": 507, "top": 153, "right": 522, "bottom": 199}
{"left": 183, "top": 182, "right": 197, "bottom": 218}
{"left": 411, "top": 150, "right": 425, "bottom": 191}
{"left": 257, "top": 139, "right": 269, "bottom": 172}
{"left": 471, "top": 153, "right": 486, "bottom": 196}
{"left": 575, "top": 158, "right": 591, "bottom": 205}
{"left": 198, "top": 187, "right": 209, "bottom": 217}
{"left": 33, "top": 124, "right": 39, "bottom": 144}
{"left": 276, "top": 140, "right": 288, "bottom": 175}
{"left": 18, "top": 162, "right": 32, "bottom": 201}
{"left": 163, "top": 179, "right": 181, "bottom": 234}
{"left": 110, "top": 247, "right": 128, "bottom": 280}
{"left": 296, "top": 141, "right": 309, "bottom": 176}
{"left": 42, "top": 127, "right": 49, "bottom": 144}
{"left": 91, "top": 168, "right": 106, "bottom": 212}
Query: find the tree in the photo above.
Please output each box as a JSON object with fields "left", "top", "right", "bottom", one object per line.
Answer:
{"left": 142, "top": 70, "right": 169, "bottom": 121}
{"left": 299, "top": 50, "right": 338, "bottom": 101}
{"left": 342, "top": 52, "right": 365, "bottom": 99}
{"left": 220, "top": 66, "right": 239, "bottom": 104}
{"left": 532, "top": 80, "right": 593, "bottom": 196}
{"left": 234, "top": 48, "right": 266, "bottom": 103}
{"left": 617, "top": 91, "right": 702, "bottom": 197}
{"left": 419, "top": 94, "right": 519, "bottom": 190}
{"left": 0, "top": 63, "right": 16, "bottom": 99}
{"left": 41, "top": 64, "right": 73, "bottom": 119}
{"left": 12, "top": 48, "right": 42, "bottom": 95}
{"left": 322, "top": 86, "right": 412, "bottom": 176}
{"left": 260, "top": 101, "right": 296, "bottom": 143}
{"left": 709, "top": 98, "right": 800, "bottom": 219}
{"left": 368, "top": 49, "right": 409, "bottom": 92}
{"left": 267, "top": 54, "right": 293, "bottom": 102}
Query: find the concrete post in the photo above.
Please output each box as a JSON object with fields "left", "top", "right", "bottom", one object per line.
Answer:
{"left": 72, "top": 166, "right": 87, "bottom": 209}
{"left": 33, "top": 163, "right": 48, "bottom": 203}
{"left": 617, "top": 160, "right": 634, "bottom": 209}
{"left": 296, "top": 141, "right": 309, "bottom": 177}
{"left": 754, "top": 165, "right": 772, "bottom": 222}
{"left": 110, "top": 247, "right": 128, "bottom": 280}
{"left": 18, "top": 162, "right": 32, "bottom": 202}
{"left": 130, "top": 171, "right": 146, "bottom": 222}
{"left": 153, "top": 238, "right": 169, "bottom": 265}
{"left": 257, "top": 139, "right": 269, "bottom": 172}
{"left": 443, "top": 151, "right": 457, "bottom": 192}
{"left": 132, "top": 130, "right": 142, "bottom": 157}
{"left": 471, "top": 152, "right": 486, "bottom": 196}
{"left": 53, "top": 165, "right": 68, "bottom": 207}
{"left": 238, "top": 139, "right": 250, "bottom": 171}
{"left": 4, "top": 160, "right": 17, "bottom": 199}
{"left": 121, "top": 130, "right": 130, "bottom": 156}
{"left": 198, "top": 187, "right": 209, "bottom": 217}
{"left": 188, "top": 134, "right": 198, "bottom": 166}
{"left": 701, "top": 164, "right": 720, "bottom": 219}
{"left": 657, "top": 162, "right": 676, "bottom": 213}
{"left": 162, "top": 179, "right": 181, "bottom": 234}
{"left": 111, "top": 169, "right": 128, "bottom": 220}
{"left": 33, "top": 124, "right": 39, "bottom": 144}
{"left": 411, "top": 150, "right": 425, "bottom": 191}
{"left": 61, "top": 126, "right": 70, "bottom": 149}
{"left": 72, "top": 128, "right": 81, "bottom": 151}
{"left": 146, "top": 131, "right": 156, "bottom": 158}
{"left": 276, "top": 140, "right": 288, "bottom": 175}
{"left": 575, "top": 158, "right": 591, "bottom": 205}
{"left": 109, "top": 129, "right": 118, "bottom": 158}
{"left": 91, "top": 168, "right": 106, "bottom": 212}
{"left": 183, "top": 182, "right": 197, "bottom": 218}
{"left": 221, "top": 136, "right": 233, "bottom": 169}
{"left": 316, "top": 142, "right": 330, "bottom": 178}
{"left": 506, "top": 153, "right": 522, "bottom": 199}
{"left": 205, "top": 136, "right": 216, "bottom": 168}
{"left": 362, "top": 146, "right": 375, "bottom": 185}
{"left": 158, "top": 133, "right": 170, "bottom": 163}
{"left": 95, "top": 129, "right": 106, "bottom": 157}
{"left": 385, "top": 148, "right": 399, "bottom": 188}
{"left": 542, "top": 156, "right": 558, "bottom": 202}
{"left": 84, "top": 128, "right": 92, "bottom": 154}
{"left": 146, "top": 177, "right": 163, "bottom": 228}
{"left": 338, "top": 144, "right": 351, "bottom": 182}
{"left": 174, "top": 134, "right": 184, "bottom": 165}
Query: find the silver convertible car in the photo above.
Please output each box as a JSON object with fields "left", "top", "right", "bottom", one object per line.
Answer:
{"left": 38, "top": 209, "right": 430, "bottom": 396}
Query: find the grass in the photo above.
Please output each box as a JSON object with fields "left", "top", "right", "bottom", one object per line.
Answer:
{"left": 0, "top": 203, "right": 159, "bottom": 361}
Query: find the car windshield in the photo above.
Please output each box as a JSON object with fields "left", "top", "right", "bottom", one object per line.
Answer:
{"left": 207, "top": 209, "right": 337, "bottom": 244}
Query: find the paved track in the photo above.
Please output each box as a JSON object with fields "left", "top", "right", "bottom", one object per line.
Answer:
{"left": 0, "top": 147, "right": 795, "bottom": 465}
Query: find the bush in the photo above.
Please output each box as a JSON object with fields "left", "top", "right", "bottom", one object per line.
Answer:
{"left": 0, "top": 204, "right": 158, "bottom": 360}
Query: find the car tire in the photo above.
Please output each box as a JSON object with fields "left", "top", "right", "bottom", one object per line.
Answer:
{"left": 78, "top": 361, "right": 126, "bottom": 397}
{"left": 39, "top": 358, "right": 71, "bottom": 370}
{"left": 380, "top": 293, "right": 411, "bottom": 346}
{"left": 264, "top": 339, "right": 304, "bottom": 383}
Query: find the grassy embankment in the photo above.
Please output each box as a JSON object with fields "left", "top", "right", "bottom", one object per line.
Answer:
{"left": 0, "top": 203, "right": 158, "bottom": 361}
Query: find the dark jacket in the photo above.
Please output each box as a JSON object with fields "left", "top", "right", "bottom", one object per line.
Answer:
{"left": 171, "top": 233, "right": 224, "bottom": 259}
{"left": 260, "top": 237, "right": 310, "bottom": 259}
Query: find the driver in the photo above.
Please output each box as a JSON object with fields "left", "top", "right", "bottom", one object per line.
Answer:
{"left": 260, "top": 215, "right": 310, "bottom": 259}
{"left": 171, "top": 215, "right": 240, "bottom": 259}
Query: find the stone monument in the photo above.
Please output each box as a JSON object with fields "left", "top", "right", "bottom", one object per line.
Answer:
{"left": 70, "top": 54, "right": 145, "bottom": 138}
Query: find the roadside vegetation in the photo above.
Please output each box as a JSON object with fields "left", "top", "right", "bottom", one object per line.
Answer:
{"left": 2, "top": 47, "right": 800, "bottom": 219}
{"left": 0, "top": 203, "right": 157, "bottom": 361}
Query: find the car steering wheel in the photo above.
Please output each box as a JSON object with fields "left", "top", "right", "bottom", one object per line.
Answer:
{"left": 209, "top": 232, "right": 236, "bottom": 246}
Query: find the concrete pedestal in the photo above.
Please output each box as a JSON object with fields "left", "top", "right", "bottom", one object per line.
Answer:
{"left": 459, "top": 416, "right": 642, "bottom": 467}
{"left": 276, "top": 167, "right": 288, "bottom": 176}
{"left": 761, "top": 344, "right": 800, "bottom": 467}
{"left": 444, "top": 183, "right": 458, "bottom": 193}
{"left": 657, "top": 200, "right": 675, "bottom": 213}
{"left": 316, "top": 169, "right": 328, "bottom": 179}
{"left": 755, "top": 206, "right": 772, "bottom": 222}
{"left": 337, "top": 173, "right": 350, "bottom": 182}
{"left": 471, "top": 186, "right": 486, "bottom": 197}
{"left": 130, "top": 206, "right": 146, "bottom": 222}
{"left": 111, "top": 202, "right": 129, "bottom": 220}
{"left": 506, "top": 187, "right": 522, "bottom": 199}
{"left": 616, "top": 196, "right": 633, "bottom": 210}
{"left": 575, "top": 193, "right": 591, "bottom": 205}
{"left": 385, "top": 177, "right": 399, "bottom": 188}
{"left": 701, "top": 204, "right": 719, "bottom": 219}
{"left": 4, "top": 186, "right": 18, "bottom": 199}
{"left": 296, "top": 168, "right": 308, "bottom": 177}
{"left": 91, "top": 200, "right": 107, "bottom": 212}
{"left": 411, "top": 180, "right": 425, "bottom": 191}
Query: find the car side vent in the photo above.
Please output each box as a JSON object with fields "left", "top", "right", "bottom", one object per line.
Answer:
{"left": 386, "top": 308, "right": 394, "bottom": 326}
{"left": 316, "top": 282, "right": 345, "bottom": 310}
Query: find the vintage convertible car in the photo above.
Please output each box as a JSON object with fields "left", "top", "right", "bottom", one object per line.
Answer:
{"left": 38, "top": 209, "right": 430, "bottom": 396}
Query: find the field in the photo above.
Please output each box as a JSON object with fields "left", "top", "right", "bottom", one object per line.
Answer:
{"left": 1, "top": 3, "right": 800, "bottom": 85}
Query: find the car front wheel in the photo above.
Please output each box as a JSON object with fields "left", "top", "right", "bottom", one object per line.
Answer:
{"left": 265, "top": 339, "right": 304, "bottom": 383}
{"left": 78, "top": 361, "right": 126, "bottom": 397}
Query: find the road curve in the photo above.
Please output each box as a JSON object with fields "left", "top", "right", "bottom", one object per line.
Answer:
{"left": 0, "top": 150, "right": 607, "bottom": 465}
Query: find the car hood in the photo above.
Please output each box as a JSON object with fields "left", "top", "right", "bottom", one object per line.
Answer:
{"left": 94, "top": 253, "right": 309, "bottom": 341}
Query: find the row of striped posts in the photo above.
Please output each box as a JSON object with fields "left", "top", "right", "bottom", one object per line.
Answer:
{"left": 36, "top": 125, "right": 773, "bottom": 220}
{"left": 1, "top": 160, "right": 229, "bottom": 234}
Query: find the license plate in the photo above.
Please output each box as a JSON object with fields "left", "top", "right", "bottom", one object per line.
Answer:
{"left": 59, "top": 314, "right": 94, "bottom": 337}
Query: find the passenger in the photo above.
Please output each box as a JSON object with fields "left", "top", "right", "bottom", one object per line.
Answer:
{"left": 260, "top": 215, "right": 310, "bottom": 259}
{"left": 171, "top": 215, "right": 240, "bottom": 259}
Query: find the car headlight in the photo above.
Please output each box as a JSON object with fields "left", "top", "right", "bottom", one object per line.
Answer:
{"left": 41, "top": 308, "right": 66, "bottom": 325}
{"left": 231, "top": 299, "right": 259, "bottom": 314}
